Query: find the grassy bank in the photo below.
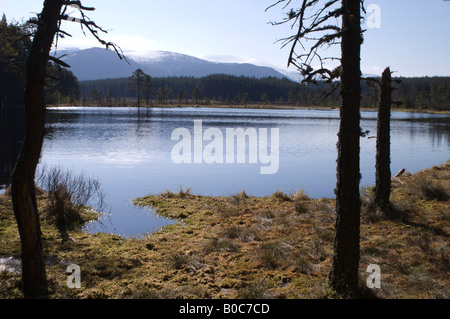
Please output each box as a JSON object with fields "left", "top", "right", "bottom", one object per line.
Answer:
{"left": 0, "top": 162, "right": 448, "bottom": 299}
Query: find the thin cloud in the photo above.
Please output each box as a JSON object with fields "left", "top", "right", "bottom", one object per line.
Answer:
{"left": 56, "top": 35, "right": 157, "bottom": 52}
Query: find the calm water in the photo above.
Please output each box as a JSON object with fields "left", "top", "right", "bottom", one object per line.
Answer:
{"left": 30, "top": 107, "right": 449, "bottom": 236}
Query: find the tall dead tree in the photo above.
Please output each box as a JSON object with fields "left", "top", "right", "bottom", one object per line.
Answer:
{"left": 329, "top": 0, "right": 363, "bottom": 296}
{"left": 373, "top": 67, "right": 392, "bottom": 215}
{"left": 268, "top": 0, "right": 364, "bottom": 295}
{"left": 11, "top": 0, "right": 124, "bottom": 298}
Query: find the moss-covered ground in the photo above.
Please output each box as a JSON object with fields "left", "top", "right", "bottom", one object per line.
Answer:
{"left": 0, "top": 162, "right": 448, "bottom": 299}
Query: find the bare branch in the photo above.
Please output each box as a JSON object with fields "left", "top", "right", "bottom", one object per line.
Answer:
{"left": 51, "top": 0, "right": 128, "bottom": 64}
{"left": 58, "top": 2, "right": 129, "bottom": 64}
{"left": 48, "top": 55, "right": 71, "bottom": 68}
{"left": 56, "top": 29, "right": 72, "bottom": 38}
{"left": 61, "top": 1, "right": 95, "bottom": 11}
{"left": 268, "top": 0, "right": 345, "bottom": 84}
{"left": 265, "top": 0, "right": 294, "bottom": 12}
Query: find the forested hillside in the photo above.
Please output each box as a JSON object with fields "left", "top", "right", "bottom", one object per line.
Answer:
{"left": 0, "top": 16, "right": 80, "bottom": 107}
{"left": 0, "top": 15, "right": 30, "bottom": 107}
{"left": 80, "top": 74, "right": 450, "bottom": 110}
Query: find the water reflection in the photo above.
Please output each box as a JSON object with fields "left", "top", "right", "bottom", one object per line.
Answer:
{"left": 1, "top": 106, "right": 448, "bottom": 237}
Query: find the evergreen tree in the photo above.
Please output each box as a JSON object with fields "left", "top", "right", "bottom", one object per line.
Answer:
{"left": 192, "top": 87, "right": 201, "bottom": 104}
{"left": 128, "top": 68, "right": 146, "bottom": 105}
{"left": 177, "top": 89, "right": 185, "bottom": 104}
{"left": 143, "top": 74, "right": 153, "bottom": 106}
{"left": 0, "top": 16, "right": 32, "bottom": 107}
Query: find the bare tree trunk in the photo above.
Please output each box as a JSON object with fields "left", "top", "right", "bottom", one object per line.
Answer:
{"left": 374, "top": 67, "right": 392, "bottom": 215}
{"left": 329, "top": 0, "right": 362, "bottom": 296}
{"left": 11, "top": 0, "right": 63, "bottom": 298}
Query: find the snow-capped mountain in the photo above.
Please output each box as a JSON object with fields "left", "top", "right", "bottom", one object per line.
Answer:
{"left": 126, "top": 50, "right": 203, "bottom": 64}
{"left": 57, "top": 47, "right": 292, "bottom": 81}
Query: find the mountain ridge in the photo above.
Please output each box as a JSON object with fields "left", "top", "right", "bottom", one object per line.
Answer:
{"left": 58, "top": 47, "right": 294, "bottom": 81}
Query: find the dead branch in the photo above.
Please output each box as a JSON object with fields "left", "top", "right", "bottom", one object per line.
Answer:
{"left": 61, "top": 1, "right": 95, "bottom": 11}
{"left": 54, "top": 1, "right": 128, "bottom": 64}
{"left": 48, "top": 56, "right": 70, "bottom": 68}
{"left": 267, "top": 0, "right": 345, "bottom": 84}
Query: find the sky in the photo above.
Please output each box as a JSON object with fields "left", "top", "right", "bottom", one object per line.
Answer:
{"left": 1, "top": 0, "right": 450, "bottom": 77}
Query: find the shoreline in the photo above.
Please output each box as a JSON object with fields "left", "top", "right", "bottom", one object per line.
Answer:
{"left": 44, "top": 103, "right": 450, "bottom": 115}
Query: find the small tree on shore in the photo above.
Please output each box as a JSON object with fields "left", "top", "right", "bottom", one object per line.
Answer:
{"left": 192, "top": 87, "right": 201, "bottom": 104}
{"left": 128, "top": 68, "right": 146, "bottom": 106}
{"left": 177, "top": 89, "right": 185, "bottom": 104}
{"left": 143, "top": 74, "right": 153, "bottom": 106}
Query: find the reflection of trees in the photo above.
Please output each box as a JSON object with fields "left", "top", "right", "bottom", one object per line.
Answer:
{"left": 41, "top": 108, "right": 449, "bottom": 166}
{"left": 1, "top": 108, "right": 83, "bottom": 189}
{"left": 0, "top": 106, "right": 25, "bottom": 188}
{"left": 428, "top": 121, "right": 450, "bottom": 150}
{"left": 43, "top": 109, "right": 82, "bottom": 140}
{"left": 387, "top": 116, "right": 450, "bottom": 151}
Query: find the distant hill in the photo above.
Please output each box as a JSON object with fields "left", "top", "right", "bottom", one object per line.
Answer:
{"left": 58, "top": 48, "right": 291, "bottom": 81}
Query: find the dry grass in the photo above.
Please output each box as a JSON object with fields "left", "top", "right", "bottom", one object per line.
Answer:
{"left": 0, "top": 162, "right": 448, "bottom": 299}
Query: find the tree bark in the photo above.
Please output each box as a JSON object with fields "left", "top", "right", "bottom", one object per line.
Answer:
{"left": 374, "top": 67, "right": 392, "bottom": 215}
{"left": 329, "top": 0, "right": 362, "bottom": 296}
{"left": 11, "top": 0, "right": 63, "bottom": 298}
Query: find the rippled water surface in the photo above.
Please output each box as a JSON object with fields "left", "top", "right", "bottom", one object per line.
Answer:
{"left": 15, "top": 107, "right": 450, "bottom": 236}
